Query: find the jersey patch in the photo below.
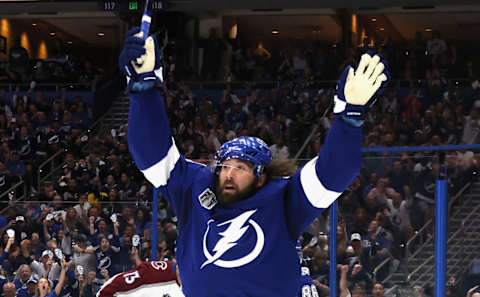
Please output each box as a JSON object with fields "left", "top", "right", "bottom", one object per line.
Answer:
{"left": 198, "top": 188, "right": 217, "bottom": 210}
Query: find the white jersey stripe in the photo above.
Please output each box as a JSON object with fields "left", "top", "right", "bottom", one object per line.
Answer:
{"left": 300, "top": 157, "right": 342, "bottom": 209}
{"left": 141, "top": 138, "right": 180, "bottom": 188}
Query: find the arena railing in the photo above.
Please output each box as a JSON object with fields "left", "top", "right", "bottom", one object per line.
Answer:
{"left": 403, "top": 203, "right": 480, "bottom": 288}
{"left": 0, "top": 78, "right": 473, "bottom": 92}
{"left": 0, "top": 82, "right": 93, "bottom": 92}
{"left": 358, "top": 146, "right": 479, "bottom": 297}
{"left": 180, "top": 78, "right": 473, "bottom": 90}
{"left": 0, "top": 181, "right": 27, "bottom": 216}
{"left": 36, "top": 113, "right": 108, "bottom": 190}
{"left": 404, "top": 182, "right": 471, "bottom": 259}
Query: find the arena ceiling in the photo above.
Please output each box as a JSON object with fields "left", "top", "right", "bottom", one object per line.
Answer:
{"left": 1, "top": 1, "right": 480, "bottom": 46}
{"left": 170, "top": 0, "right": 480, "bottom": 10}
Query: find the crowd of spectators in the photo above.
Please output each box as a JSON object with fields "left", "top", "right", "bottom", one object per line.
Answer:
{"left": 0, "top": 29, "right": 479, "bottom": 297}
{"left": 168, "top": 28, "right": 479, "bottom": 86}
{"left": 0, "top": 83, "right": 93, "bottom": 195}
{"left": 0, "top": 37, "right": 101, "bottom": 86}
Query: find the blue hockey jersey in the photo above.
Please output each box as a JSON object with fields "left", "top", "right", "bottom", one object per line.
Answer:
{"left": 127, "top": 88, "right": 362, "bottom": 297}
{"left": 297, "top": 269, "right": 319, "bottom": 297}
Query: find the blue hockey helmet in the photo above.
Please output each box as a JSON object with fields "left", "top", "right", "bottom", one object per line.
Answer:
{"left": 215, "top": 136, "right": 272, "bottom": 177}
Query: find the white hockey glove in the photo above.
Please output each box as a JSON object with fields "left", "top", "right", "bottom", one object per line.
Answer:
{"left": 334, "top": 53, "right": 390, "bottom": 127}
{"left": 119, "top": 27, "right": 163, "bottom": 93}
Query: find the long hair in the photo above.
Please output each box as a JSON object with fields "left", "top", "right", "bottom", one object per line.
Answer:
{"left": 264, "top": 159, "right": 298, "bottom": 182}
{"left": 14, "top": 264, "right": 30, "bottom": 281}
{"left": 34, "top": 278, "right": 51, "bottom": 297}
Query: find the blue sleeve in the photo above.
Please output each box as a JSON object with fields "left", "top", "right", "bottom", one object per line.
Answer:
{"left": 285, "top": 119, "right": 362, "bottom": 239}
{"left": 128, "top": 88, "right": 176, "bottom": 174}
{"left": 110, "top": 236, "right": 121, "bottom": 250}
{"left": 65, "top": 269, "right": 77, "bottom": 286}
{"left": 13, "top": 279, "right": 21, "bottom": 289}
{"left": 378, "top": 237, "right": 391, "bottom": 250}
{"left": 0, "top": 251, "right": 8, "bottom": 264}
{"left": 84, "top": 284, "right": 95, "bottom": 297}
{"left": 89, "top": 234, "right": 99, "bottom": 247}
{"left": 128, "top": 88, "right": 209, "bottom": 224}
{"left": 46, "top": 289, "right": 58, "bottom": 297}
{"left": 0, "top": 216, "right": 7, "bottom": 229}
{"left": 0, "top": 278, "right": 7, "bottom": 296}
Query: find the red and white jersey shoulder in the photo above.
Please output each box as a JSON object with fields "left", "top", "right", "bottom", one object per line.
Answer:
{"left": 96, "top": 261, "right": 184, "bottom": 297}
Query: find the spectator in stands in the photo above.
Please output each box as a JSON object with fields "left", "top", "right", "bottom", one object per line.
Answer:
{"left": 118, "top": 172, "right": 138, "bottom": 200}
{"left": 88, "top": 218, "right": 111, "bottom": 247}
{"left": 269, "top": 136, "right": 290, "bottom": 160}
{"left": 372, "top": 283, "right": 385, "bottom": 297}
{"left": 30, "top": 250, "right": 53, "bottom": 279}
{"left": 345, "top": 233, "right": 373, "bottom": 290}
{"left": 462, "top": 107, "right": 480, "bottom": 145}
{"left": 427, "top": 31, "right": 447, "bottom": 68}
{"left": 133, "top": 208, "right": 151, "bottom": 237}
{"left": 8, "top": 38, "right": 29, "bottom": 82}
{"left": 113, "top": 234, "right": 132, "bottom": 273}
{"left": 384, "top": 185, "right": 414, "bottom": 245}
{"left": 71, "top": 233, "right": 96, "bottom": 276}
{"left": 361, "top": 220, "right": 391, "bottom": 280}
{"left": 339, "top": 265, "right": 350, "bottom": 297}
{"left": 14, "top": 264, "right": 32, "bottom": 290}
{"left": 101, "top": 175, "right": 118, "bottom": 194}
{"left": 6, "top": 151, "right": 26, "bottom": 177}
{"left": 351, "top": 285, "right": 367, "bottom": 297}
{"left": 88, "top": 233, "right": 120, "bottom": 285}
{"left": 3, "top": 282, "right": 17, "bottom": 297}
{"left": 35, "top": 258, "right": 68, "bottom": 297}
{"left": 0, "top": 161, "right": 16, "bottom": 193}
{"left": 73, "top": 193, "right": 90, "bottom": 220}
{"left": 0, "top": 62, "right": 15, "bottom": 82}
{"left": 387, "top": 160, "right": 412, "bottom": 196}
{"left": 308, "top": 249, "right": 329, "bottom": 287}
{"left": 42, "top": 214, "right": 61, "bottom": 243}
{"left": 18, "top": 276, "right": 37, "bottom": 297}
{"left": 366, "top": 177, "right": 400, "bottom": 209}
{"left": 29, "top": 233, "right": 44, "bottom": 260}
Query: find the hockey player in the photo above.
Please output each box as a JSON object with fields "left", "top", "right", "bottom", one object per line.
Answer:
{"left": 96, "top": 248, "right": 183, "bottom": 297}
{"left": 298, "top": 267, "right": 319, "bottom": 297}
{"left": 296, "top": 241, "right": 319, "bottom": 297}
{"left": 119, "top": 27, "right": 389, "bottom": 296}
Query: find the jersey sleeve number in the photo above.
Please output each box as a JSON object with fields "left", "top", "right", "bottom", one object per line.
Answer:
{"left": 302, "top": 285, "right": 319, "bottom": 297}
{"left": 151, "top": 261, "right": 168, "bottom": 271}
{"left": 123, "top": 271, "right": 140, "bottom": 284}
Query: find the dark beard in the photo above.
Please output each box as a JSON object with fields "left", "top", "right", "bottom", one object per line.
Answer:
{"left": 214, "top": 178, "right": 258, "bottom": 206}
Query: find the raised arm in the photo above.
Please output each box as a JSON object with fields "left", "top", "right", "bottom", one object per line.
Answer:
{"left": 339, "top": 265, "right": 351, "bottom": 297}
{"left": 286, "top": 53, "right": 390, "bottom": 239}
{"left": 54, "top": 259, "right": 69, "bottom": 297}
{"left": 118, "top": 27, "right": 175, "bottom": 184}
{"left": 0, "top": 237, "right": 14, "bottom": 263}
{"left": 119, "top": 27, "right": 208, "bottom": 222}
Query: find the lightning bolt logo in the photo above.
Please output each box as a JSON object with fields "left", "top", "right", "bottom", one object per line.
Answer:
{"left": 201, "top": 209, "right": 264, "bottom": 269}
